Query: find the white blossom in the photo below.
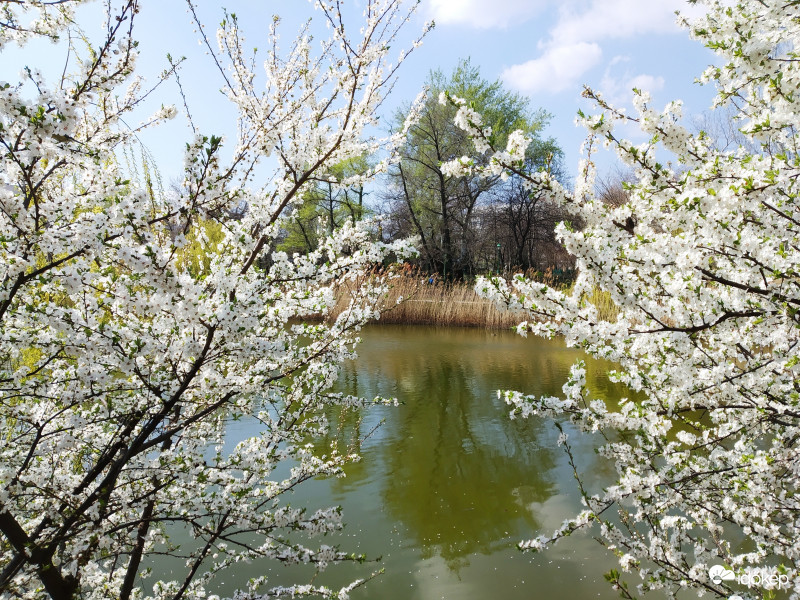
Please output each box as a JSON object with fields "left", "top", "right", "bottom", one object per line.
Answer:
{"left": 452, "top": 0, "right": 800, "bottom": 597}
{"left": 0, "top": 1, "right": 426, "bottom": 598}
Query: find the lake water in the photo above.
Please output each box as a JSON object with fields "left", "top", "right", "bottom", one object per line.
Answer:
{"left": 199, "top": 324, "right": 628, "bottom": 599}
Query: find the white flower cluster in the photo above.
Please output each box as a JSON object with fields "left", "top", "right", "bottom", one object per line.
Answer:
{"left": 454, "top": 0, "right": 800, "bottom": 598}
{"left": 438, "top": 92, "right": 530, "bottom": 181}
{"left": 0, "top": 1, "right": 426, "bottom": 599}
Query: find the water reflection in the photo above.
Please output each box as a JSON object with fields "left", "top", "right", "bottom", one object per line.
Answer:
{"left": 369, "top": 356, "right": 556, "bottom": 569}
{"left": 319, "top": 325, "right": 622, "bottom": 597}
{"left": 199, "top": 325, "right": 623, "bottom": 599}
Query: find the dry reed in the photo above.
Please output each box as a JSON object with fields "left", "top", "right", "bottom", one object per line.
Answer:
{"left": 322, "top": 270, "right": 619, "bottom": 329}
{"left": 326, "top": 274, "right": 526, "bottom": 329}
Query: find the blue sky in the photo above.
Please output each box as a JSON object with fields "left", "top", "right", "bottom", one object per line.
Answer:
{"left": 3, "top": 0, "right": 722, "bottom": 184}
{"left": 409, "top": 0, "right": 719, "bottom": 177}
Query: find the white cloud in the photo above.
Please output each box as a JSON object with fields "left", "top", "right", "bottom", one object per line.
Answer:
{"left": 501, "top": 42, "right": 603, "bottom": 95}
{"left": 548, "top": 0, "right": 693, "bottom": 45}
{"left": 428, "top": 0, "right": 706, "bottom": 35}
{"left": 427, "top": 0, "right": 547, "bottom": 29}
{"left": 594, "top": 66, "right": 667, "bottom": 142}
{"left": 498, "top": 0, "right": 706, "bottom": 97}
{"left": 599, "top": 60, "right": 666, "bottom": 106}
{"left": 627, "top": 74, "right": 665, "bottom": 93}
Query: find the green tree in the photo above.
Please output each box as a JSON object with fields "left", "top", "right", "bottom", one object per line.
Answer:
{"left": 281, "top": 155, "right": 372, "bottom": 254}
{"left": 386, "top": 58, "right": 562, "bottom": 278}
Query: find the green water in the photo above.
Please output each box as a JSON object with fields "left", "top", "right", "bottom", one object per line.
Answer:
{"left": 209, "top": 324, "right": 626, "bottom": 599}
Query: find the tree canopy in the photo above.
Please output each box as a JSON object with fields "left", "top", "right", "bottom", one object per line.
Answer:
{"left": 280, "top": 155, "right": 372, "bottom": 255}
{"left": 385, "top": 59, "right": 564, "bottom": 278}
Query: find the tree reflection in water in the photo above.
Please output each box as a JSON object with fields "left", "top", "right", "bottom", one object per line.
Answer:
{"left": 152, "top": 325, "right": 623, "bottom": 599}
{"left": 323, "top": 325, "right": 622, "bottom": 574}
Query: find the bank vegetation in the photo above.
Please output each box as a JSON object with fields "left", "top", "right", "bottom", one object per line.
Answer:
{"left": 321, "top": 269, "right": 619, "bottom": 329}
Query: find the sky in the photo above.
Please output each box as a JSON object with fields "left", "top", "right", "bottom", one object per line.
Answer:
{"left": 3, "top": 0, "right": 722, "bottom": 186}
{"left": 408, "top": 0, "right": 719, "bottom": 177}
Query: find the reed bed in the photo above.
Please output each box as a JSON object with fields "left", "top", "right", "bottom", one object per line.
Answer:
{"left": 323, "top": 270, "right": 619, "bottom": 329}
{"left": 380, "top": 277, "right": 527, "bottom": 328}
{"left": 326, "top": 274, "right": 526, "bottom": 329}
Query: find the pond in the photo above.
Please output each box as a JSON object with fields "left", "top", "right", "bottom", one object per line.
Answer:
{"left": 153, "top": 324, "right": 628, "bottom": 598}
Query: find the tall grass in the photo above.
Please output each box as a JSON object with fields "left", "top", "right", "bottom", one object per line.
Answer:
{"left": 380, "top": 277, "right": 528, "bottom": 328}
{"left": 324, "top": 274, "right": 525, "bottom": 329}
{"left": 322, "top": 270, "right": 619, "bottom": 329}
